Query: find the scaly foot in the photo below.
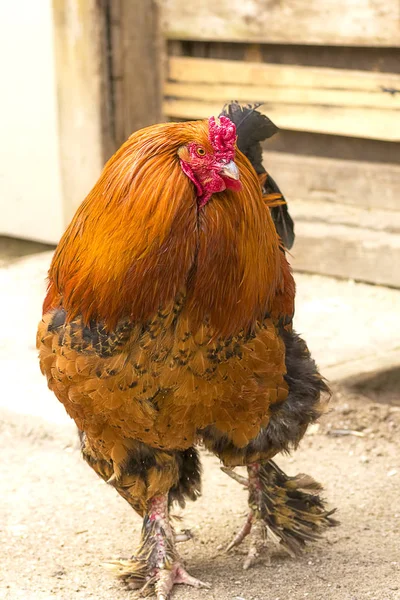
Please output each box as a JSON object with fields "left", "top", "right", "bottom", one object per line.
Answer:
{"left": 105, "top": 495, "right": 210, "bottom": 599}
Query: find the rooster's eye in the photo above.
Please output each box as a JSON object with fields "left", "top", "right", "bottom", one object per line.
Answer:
{"left": 196, "top": 147, "right": 206, "bottom": 157}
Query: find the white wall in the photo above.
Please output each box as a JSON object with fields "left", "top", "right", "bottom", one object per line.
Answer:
{"left": 0, "top": 1, "right": 64, "bottom": 244}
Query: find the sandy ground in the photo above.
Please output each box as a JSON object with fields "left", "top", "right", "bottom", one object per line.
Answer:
{"left": 1, "top": 243, "right": 400, "bottom": 600}
{"left": 2, "top": 391, "right": 400, "bottom": 600}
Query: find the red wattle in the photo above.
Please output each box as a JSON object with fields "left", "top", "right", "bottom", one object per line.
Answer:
{"left": 223, "top": 178, "right": 242, "bottom": 192}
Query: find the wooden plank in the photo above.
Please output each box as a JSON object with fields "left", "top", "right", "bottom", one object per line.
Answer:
{"left": 165, "top": 57, "right": 400, "bottom": 140}
{"left": 111, "top": 0, "right": 163, "bottom": 147}
{"left": 109, "top": 2, "right": 124, "bottom": 149}
{"left": 98, "top": 1, "right": 117, "bottom": 163}
{"left": 164, "top": 0, "right": 400, "bottom": 46}
{"left": 52, "top": 0, "right": 109, "bottom": 226}
{"left": 291, "top": 220, "right": 400, "bottom": 288}
{"left": 264, "top": 131, "right": 400, "bottom": 166}
{"left": 290, "top": 200, "right": 400, "bottom": 232}
{"left": 168, "top": 57, "right": 400, "bottom": 92}
{"left": 163, "top": 99, "right": 400, "bottom": 142}
{"left": 176, "top": 43, "right": 400, "bottom": 74}
{"left": 270, "top": 157, "right": 400, "bottom": 287}
{"left": 262, "top": 152, "right": 400, "bottom": 212}
{"left": 165, "top": 81, "right": 400, "bottom": 111}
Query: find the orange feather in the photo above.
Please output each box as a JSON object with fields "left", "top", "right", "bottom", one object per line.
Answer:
{"left": 44, "top": 119, "right": 292, "bottom": 338}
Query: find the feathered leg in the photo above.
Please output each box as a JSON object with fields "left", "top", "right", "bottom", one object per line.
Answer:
{"left": 108, "top": 494, "right": 210, "bottom": 598}
{"left": 225, "top": 460, "right": 337, "bottom": 569}
{"left": 80, "top": 434, "right": 207, "bottom": 598}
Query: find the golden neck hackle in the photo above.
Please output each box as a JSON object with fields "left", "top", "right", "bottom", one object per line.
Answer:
{"left": 44, "top": 120, "right": 289, "bottom": 336}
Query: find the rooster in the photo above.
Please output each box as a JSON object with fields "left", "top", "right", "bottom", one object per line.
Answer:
{"left": 37, "top": 107, "right": 335, "bottom": 599}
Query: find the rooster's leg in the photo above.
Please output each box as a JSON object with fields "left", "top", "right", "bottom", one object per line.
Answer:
{"left": 107, "top": 494, "right": 210, "bottom": 599}
{"left": 226, "top": 461, "right": 337, "bottom": 569}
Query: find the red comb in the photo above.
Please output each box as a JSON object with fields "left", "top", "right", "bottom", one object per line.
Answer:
{"left": 208, "top": 116, "right": 237, "bottom": 158}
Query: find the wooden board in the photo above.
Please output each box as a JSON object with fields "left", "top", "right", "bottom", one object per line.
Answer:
{"left": 165, "top": 57, "right": 400, "bottom": 141}
{"left": 263, "top": 151, "right": 400, "bottom": 212}
{"left": 164, "top": 0, "right": 400, "bottom": 47}
{"left": 267, "top": 156, "right": 400, "bottom": 287}
{"left": 110, "top": 0, "right": 164, "bottom": 149}
{"left": 264, "top": 131, "right": 400, "bottom": 167}
{"left": 168, "top": 42, "right": 400, "bottom": 74}
{"left": 290, "top": 200, "right": 400, "bottom": 232}
{"left": 168, "top": 57, "right": 400, "bottom": 92}
{"left": 165, "top": 81, "right": 400, "bottom": 111}
{"left": 164, "top": 99, "right": 399, "bottom": 142}
{"left": 52, "top": 0, "right": 107, "bottom": 225}
{"left": 291, "top": 220, "right": 400, "bottom": 288}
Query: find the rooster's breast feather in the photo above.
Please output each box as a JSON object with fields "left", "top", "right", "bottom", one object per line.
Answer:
{"left": 38, "top": 293, "right": 289, "bottom": 456}
{"left": 38, "top": 118, "right": 295, "bottom": 465}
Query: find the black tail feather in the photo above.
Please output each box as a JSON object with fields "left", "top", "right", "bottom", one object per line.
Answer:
{"left": 220, "top": 102, "right": 295, "bottom": 249}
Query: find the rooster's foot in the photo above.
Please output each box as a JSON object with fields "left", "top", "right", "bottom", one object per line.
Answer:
{"left": 109, "top": 558, "right": 210, "bottom": 599}
{"left": 105, "top": 495, "right": 209, "bottom": 599}
{"left": 226, "top": 510, "right": 269, "bottom": 569}
{"left": 144, "top": 562, "right": 210, "bottom": 599}
{"left": 226, "top": 461, "right": 338, "bottom": 569}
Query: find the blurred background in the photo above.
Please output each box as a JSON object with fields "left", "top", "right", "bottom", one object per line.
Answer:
{"left": 1, "top": 2, "right": 399, "bottom": 599}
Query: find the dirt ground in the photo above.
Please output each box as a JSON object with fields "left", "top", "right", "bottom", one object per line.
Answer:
{"left": 2, "top": 384, "right": 400, "bottom": 600}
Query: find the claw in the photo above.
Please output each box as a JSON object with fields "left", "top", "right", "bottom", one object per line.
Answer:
{"left": 106, "top": 472, "right": 118, "bottom": 486}
{"left": 221, "top": 466, "right": 249, "bottom": 487}
{"left": 226, "top": 511, "right": 253, "bottom": 552}
{"left": 175, "top": 529, "right": 193, "bottom": 543}
{"left": 154, "top": 563, "right": 210, "bottom": 599}
{"left": 243, "top": 548, "right": 258, "bottom": 571}
{"left": 243, "top": 519, "right": 267, "bottom": 570}
{"left": 175, "top": 564, "right": 211, "bottom": 588}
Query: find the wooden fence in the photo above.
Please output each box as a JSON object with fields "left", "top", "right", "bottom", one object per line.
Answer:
{"left": 54, "top": 0, "right": 400, "bottom": 286}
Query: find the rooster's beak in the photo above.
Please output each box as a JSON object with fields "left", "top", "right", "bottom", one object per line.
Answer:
{"left": 219, "top": 160, "right": 240, "bottom": 180}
